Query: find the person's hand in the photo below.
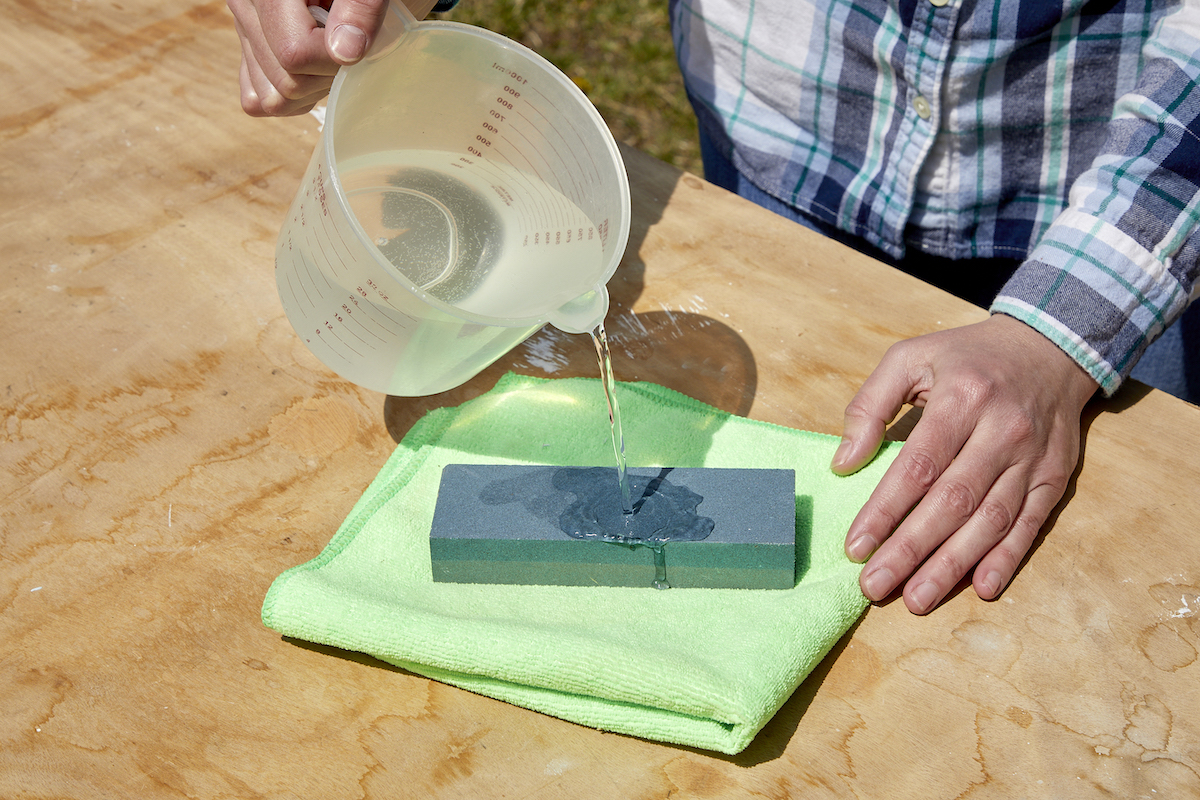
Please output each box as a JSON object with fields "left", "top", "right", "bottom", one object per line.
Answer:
{"left": 832, "top": 313, "right": 1099, "bottom": 614}
{"left": 227, "top": 0, "right": 433, "bottom": 117}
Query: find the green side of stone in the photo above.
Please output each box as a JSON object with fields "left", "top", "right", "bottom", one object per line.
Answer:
{"left": 430, "top": 538, "right": 794, "bottom": 589}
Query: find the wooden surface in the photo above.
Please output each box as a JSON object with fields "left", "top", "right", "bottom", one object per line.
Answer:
{"left": 4, "top": 1, "right": 1199, "bottom": 796}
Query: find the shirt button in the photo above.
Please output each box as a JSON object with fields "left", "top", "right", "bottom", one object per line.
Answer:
{"left": 930, "top": 0, "right": 949, "bottom": 6}
{"left": 912, "top": 94, "right": 932, "bottom": 120}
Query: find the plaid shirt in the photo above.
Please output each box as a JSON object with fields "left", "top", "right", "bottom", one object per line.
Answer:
{"left": 671, "top": 0, "right": 1200, "bottom": 395}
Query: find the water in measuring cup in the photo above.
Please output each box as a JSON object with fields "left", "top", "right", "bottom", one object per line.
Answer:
{"left": 337, "top": 150, "right": 607, "bottom": 321}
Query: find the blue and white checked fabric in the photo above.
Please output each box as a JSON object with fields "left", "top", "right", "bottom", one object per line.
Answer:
{"left": 671, "top": 0, "right": 1200, "bottom": 394}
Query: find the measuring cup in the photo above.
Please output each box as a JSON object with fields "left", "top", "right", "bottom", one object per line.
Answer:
{"left": 276, "top": 3, "right": 631, "bottom": 396}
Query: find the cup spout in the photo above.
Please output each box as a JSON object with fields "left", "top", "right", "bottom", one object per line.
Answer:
{"left": 366, "top": 1, "right": 420, "bottom": 62}
{"left": 547, "top": 286, "right": 610, "bottom": 334}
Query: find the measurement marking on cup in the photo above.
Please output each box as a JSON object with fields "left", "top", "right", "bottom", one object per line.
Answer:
{"left": 521, "top": 94, "right": 589, "bottom": 176}
{"left": 521, "top": 102, "right": 589, "bottom": 200}
{"left": 315, "top": 214, "right": 350, "bottom": 279}
{"left": 356, "top": 311, "right": 401, "bottom": 340}
{"left": 283, "top": 272, "right": 308, "bottom": 314}
{"left": 334, "top": 304, "right": 383, "bottom": 347}
{"left": 490, "top": 62, "right": 529, "bottom": 84}
{"left": 301, "top": 208, "right": 336, "bottom": 278}
{"left": 348, "top": 291, "right": 403, "bottom": 337}
{"left": 287, "top": 266, "right": 316, "bottom": 312}
{"left": 514, "top": 159, "right": 555, "bottom": 224}
{"left": 479, "top": 136, "right": 595, "bottom": 244}
{"left": 306, "top": 235, "right": 338, "bottom": 294}
{"left": 378, "top": 302, "right": 417, "bottom": 326}
{"left": 345, "top": 297, "right": 399, "bottom": 342}
{"left": 528, "top": 84, "right": 602, "bottom": 182}
{"left": 509, "top": 109, "right": 582, "bottom": 206}
{"left": 311, "top": 330, "right": 350, "bottom": 361}
{"left": 358, "top": 280, "right": 418, "bottom": 326}
{"left": 495, "top": 132, "right": 539, "bottom": 178}
{"left": 472, "top": 155, "right": 565, "bottom": 235}
{"left": 307, "top": 172, "right": 343, "bottom": 277}
{"left": 504, "top": 128, "right": 578, "bottom": 227}
{"left": 320, "top": 321, "right": 364, "bottom": 359}
{"left": 490, "top": 137, "right": 560, "bottom": 228}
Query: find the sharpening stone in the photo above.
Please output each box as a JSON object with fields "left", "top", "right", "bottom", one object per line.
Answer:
{"left": 429, "top": 464, "right": 797, "bottom": 589}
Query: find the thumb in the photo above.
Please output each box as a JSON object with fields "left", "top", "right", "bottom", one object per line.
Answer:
{"left": 324, "top": 0, "right": 391, "bottom": 64}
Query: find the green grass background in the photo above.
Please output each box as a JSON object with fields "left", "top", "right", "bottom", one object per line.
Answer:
{"left": 434, "top": 0, "right": 702, "bottom": 174}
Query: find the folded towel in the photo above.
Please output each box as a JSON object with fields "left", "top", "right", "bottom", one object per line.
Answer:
{"left": 262, "top": 372, "right": 899, "bottom": 754}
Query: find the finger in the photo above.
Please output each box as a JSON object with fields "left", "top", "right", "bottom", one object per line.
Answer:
{"left": 234, "top": 0, "right": 336, "bottom": 83}
{"left": 324, "top": 0, "right": 391, "bottom": 64}
{"left": 236, "top": 4, "right": 336, "bottom": 113}
{"left": 237, "top": 34, "right": 297, "bottom": 115}
{"left": 238, "top": 52, "right": 267, "bottom": 117}
{"left": 832, "top": 343, "right": 923, "bottom": 476}
{"left": 854, "top": 419, "right": 1007, "bottom": 601}
{"left": 843, "top": 389, "right": 977, "bottom": 564}
{"left": 972, "top": 481, "right": 1064, "bottom": 600}
{"left": 240, "top": 44, "right": 331, "bottom": 116}
{"left": 234, "top": 19, "right": 282, "bottom": 116}
{"left": 893, "top": 464, "right": 1025, "bottom": 614}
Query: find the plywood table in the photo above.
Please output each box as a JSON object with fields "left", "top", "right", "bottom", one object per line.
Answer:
{"left": 4, "top": 0, "right": 1199, "bottom": 796}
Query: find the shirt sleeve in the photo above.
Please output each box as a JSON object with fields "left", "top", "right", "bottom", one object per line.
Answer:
{"left": 991, "top": 2, "right": 1200, "bottom": 396}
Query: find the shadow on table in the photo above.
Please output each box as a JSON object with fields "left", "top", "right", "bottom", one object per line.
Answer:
{"left": 381, "top": 309, "right": 759, "bottom": 444}
{"left": 284, "top": 620, "right": 854, "bottom": 770}
{"left": 283, "top": 637, "right": 420, "bottom": 677}
{"left": 662, "top": 615, "right": 867, "bottom": 767}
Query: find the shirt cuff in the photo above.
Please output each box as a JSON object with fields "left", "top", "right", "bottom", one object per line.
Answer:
{"left": 990, "top": 209, "right": 1191, "bottom": 396}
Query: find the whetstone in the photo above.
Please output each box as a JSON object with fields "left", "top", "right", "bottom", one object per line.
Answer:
{"left": 429, "top": 464, "right": 797, "bottom": 589}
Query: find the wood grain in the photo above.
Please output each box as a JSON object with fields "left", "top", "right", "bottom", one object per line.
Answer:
{"left": 3, "top": 0, "right": 1198, "bottom": 796}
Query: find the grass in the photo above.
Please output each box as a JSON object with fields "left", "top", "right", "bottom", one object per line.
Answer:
{"left": 434, "top": 0, "right": 702, "bottom": 174}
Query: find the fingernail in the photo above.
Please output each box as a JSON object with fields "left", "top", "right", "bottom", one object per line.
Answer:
{"left": 862, "top": 568, "right": 894, "bottom": 602}
{"left": 847, "top": 534, "right": 876, "bottom": 562}
{"left": 911, "top": 580, "right": 939, "bottom": 614}
{"left": 831, "top": 438, "right": 852, "bottom": 470}
{"left": 329, "top": 24, "right": 367, "bottom": 62}
{"left": 980, "top": 570, "right": 1003, "bottom": 599}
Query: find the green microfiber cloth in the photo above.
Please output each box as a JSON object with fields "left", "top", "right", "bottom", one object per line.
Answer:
{"left": 262, "top": 372, "right": 899, "bottom": 754}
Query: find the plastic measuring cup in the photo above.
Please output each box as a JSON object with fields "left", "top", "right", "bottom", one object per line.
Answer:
{"left": 276, "top": 3, "right": 630, "bottom": 396}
